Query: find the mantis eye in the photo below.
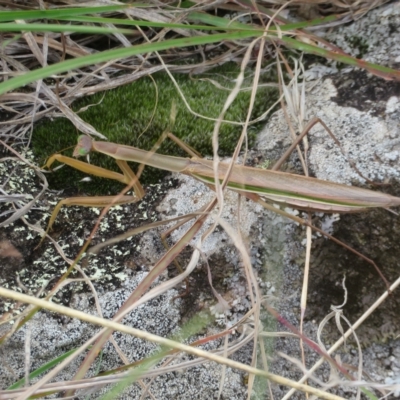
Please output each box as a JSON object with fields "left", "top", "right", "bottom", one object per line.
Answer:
{"left": 73, "top": 135, "right": 93, "bottom": 158}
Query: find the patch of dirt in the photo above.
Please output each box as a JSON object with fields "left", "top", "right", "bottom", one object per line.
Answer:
{"left": 331, "top": 70, "right": 400, "bottom": 117}
{"left": 177, "top": 248, "right": 244, "bottom": 323}
{"left": 0, "top": 150, "right": 182, "bottom": 313}
{"left": 303, "top": 182, "right": 400, "bottom": 345}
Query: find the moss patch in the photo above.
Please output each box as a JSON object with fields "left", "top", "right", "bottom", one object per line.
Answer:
{"left": 33, "top": 62, "right": 278, "bottom": 195}
{"left": 344, "top": 35, "right": 369, "bottom": 59}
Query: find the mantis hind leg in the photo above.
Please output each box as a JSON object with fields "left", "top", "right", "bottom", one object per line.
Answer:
{"left": 41, "top": 153, "right": 145, "bottom": 243}
{"left": 271, "top": 117, "right": 382, "bottom": 186}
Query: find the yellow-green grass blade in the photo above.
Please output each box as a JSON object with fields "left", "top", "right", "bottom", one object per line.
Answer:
{"left": 279, "top": 36, "right": 400, "bottom": 81}
{"left": 7, "top": 347, "right": 79, "bottom": 390}
{"left": 0, "top": 5, "right": 133, "bottom": 22}
{"left": 58, "top": 14, "right": 248, "bottom": 32}
{"left": 188, "top": 11, "right": 400, "bottom": 81}
{"left": 0, "top": 22, "right": 134, "bottom": 35}
{"left": 0, "top": 30, "right": 263, "bottom": 96}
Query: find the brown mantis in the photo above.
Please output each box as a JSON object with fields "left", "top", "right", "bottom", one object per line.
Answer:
{"left": 42, "top": 133, "right": 400, "bottom": 284}
{"left": 44, "top": 134, "right": 400, "bottom": 230}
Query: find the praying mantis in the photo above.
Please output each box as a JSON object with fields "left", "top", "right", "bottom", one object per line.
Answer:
{"left": 44, "top": 134, "right": 400, "bottom": 234}
{"left": 42, "top": 133, "right": 400, "bottom": 286}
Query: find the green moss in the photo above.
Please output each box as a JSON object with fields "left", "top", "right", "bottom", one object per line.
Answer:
{"left": 33, "top": 62, "right": 278, "bottom": 195}
{"left": 345, "top": 35, "right": 369, "bottom": 58}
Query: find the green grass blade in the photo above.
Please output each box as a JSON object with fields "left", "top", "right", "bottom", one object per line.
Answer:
{"left": 7, "top": 347, "right": 79, "bottom": 390}
{"left": 186, "top": 10, "right": 338, "bottom": 31}
{"left": 0, "top": 5, "right": 134, "bottom": 22}
{"left": 99, "top": 314, "right": 212, "bottom": 400}
{"left": 59, "top": 14, "right": 241, "bottom": 32}
{"left": 186, "top": 11, "right": 400, "bottom": 80}
{"left": 0, "top": 22, "right": 133, "bottom": 35}
{"left": 280, "top": 36, "right": 400, "bottom": 81}
{"left": 187, "top": 11, "right": 257, "bottom": 30}
{"left": 220, "top": 0, "right": 344, "bottom": 30}
{"left": 360, "top": 388, "right": 379, "bottom": 400}
{"left": 0, "top": 30, "right": 263, "bottom": 96}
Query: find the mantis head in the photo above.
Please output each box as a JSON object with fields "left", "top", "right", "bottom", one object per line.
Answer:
{"left": 73, "top": 135, "right": 93, "bottom": 158}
